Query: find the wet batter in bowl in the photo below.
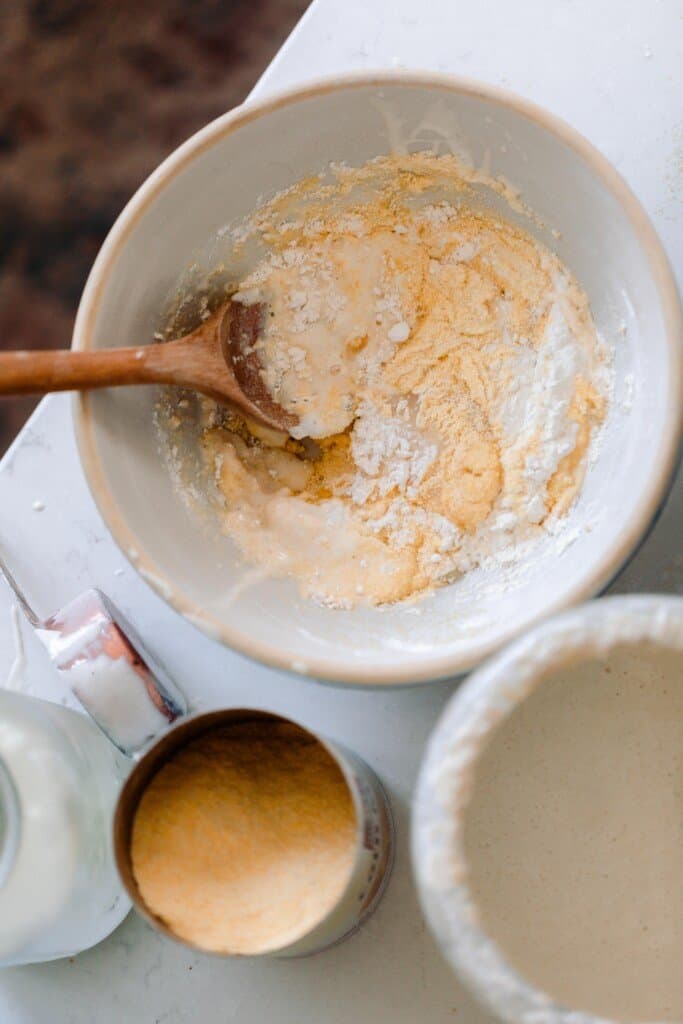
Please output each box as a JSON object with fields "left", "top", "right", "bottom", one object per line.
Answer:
{"left": 193, "top": 154, "right": 611, "bottom": 608}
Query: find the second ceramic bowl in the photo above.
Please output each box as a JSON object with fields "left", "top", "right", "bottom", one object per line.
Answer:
{"left": 412, "top": 593, "right": 683, "bottom": 1024}
{"left": 73, "top": 71, "right": 683, "bottom": 685}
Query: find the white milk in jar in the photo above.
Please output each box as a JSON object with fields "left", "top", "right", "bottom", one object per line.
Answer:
{"left": 0, "top": 690, "right": 131, "bottom": 965}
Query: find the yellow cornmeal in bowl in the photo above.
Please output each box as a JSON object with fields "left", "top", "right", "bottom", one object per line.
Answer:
{"left": 195, "top": 153, "right": 611, "bottom": 609}
{"left": 131, "top": 721, "right": 357, "bottom": 955}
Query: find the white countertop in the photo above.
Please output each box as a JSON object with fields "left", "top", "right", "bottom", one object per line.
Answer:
{"left": 1, "top": 1, "right": 682, "bottom": 1020}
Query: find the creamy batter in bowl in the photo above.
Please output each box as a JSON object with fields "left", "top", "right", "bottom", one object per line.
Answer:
{"left": 72, "top": 72, "right": 683, "bottom": 685}
{"left": 413, "top": 595, "right": 683, "bottom": 1024}
{"left": 187, "top": 153, "right": 610, "bottom": 610}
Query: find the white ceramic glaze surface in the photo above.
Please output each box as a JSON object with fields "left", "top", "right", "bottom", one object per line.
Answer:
{"left": 1, "top": 0, "right": 683, "bottom": 1020}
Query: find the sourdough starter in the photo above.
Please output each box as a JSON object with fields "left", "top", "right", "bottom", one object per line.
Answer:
{"left": 463, "top": 644, "right": 683, "bottom": 1021}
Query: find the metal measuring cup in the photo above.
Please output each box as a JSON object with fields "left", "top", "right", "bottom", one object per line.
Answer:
{"left": 114, "top": 707, "right": 395, "bottom": 958}
{"left": 0, "top": 549, "right": 185, "bottom": 755}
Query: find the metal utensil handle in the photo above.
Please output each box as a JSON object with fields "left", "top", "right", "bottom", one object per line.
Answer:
{"left": 0, "top": 547, "right": 41, "bottom": 627}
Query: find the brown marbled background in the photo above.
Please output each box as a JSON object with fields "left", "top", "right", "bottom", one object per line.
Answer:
{"left": 0, "top": 0, "right": 309, "bottom": 454}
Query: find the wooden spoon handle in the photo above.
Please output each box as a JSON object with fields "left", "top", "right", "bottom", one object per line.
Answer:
{"left": 0, "top": 346, "right": 173, "bottom": 396}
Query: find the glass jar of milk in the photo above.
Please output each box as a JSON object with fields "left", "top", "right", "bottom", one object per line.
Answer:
{"left": 0, "top": 690, "right": 131, "bottom": 965}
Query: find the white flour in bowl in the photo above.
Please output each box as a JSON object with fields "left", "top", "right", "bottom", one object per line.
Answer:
{"left": 165, "top": 153, "right": 612, "bottom": 609}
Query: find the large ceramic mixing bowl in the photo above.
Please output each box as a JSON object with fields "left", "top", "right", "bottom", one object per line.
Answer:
{"left": 73, "top": 72, "right": 683, "bottom": 685}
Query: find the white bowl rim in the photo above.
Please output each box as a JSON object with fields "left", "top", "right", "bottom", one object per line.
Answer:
{"left": 412, "top": 592, "right": 683, "bottom": 1024}
{"left": 72, "top": 69, "right": 683, "bottom": 686}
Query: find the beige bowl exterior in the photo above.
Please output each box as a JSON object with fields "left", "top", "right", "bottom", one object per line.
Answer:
{"left": 73, "top": 71, "right": 683, "bottom": 686}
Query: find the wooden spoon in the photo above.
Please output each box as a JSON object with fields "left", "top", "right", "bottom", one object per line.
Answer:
{"left": 0, "top": 300, "right": 298, "bottom": 434}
